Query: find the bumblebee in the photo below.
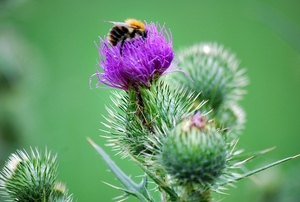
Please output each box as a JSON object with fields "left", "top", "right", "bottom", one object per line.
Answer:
{"left": 104, "top": 18, "right": 147, "bottom": 54}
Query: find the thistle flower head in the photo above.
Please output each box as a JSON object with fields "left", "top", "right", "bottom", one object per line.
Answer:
{"left": 92, "top": 22, "right": 174, "bottom": 91}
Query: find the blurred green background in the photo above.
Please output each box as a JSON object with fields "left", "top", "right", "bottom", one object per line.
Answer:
{"left": 1, "top": 0, "right": 300, "bottom": 201}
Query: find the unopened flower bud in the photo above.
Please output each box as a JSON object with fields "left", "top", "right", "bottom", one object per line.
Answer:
{"left": 161, "top": 112, "right": 227, "bottom": 185}
{"left": 0, "top": 148, "right": 72, "bottom": 202}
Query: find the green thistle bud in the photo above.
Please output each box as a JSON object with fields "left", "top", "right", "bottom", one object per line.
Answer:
{"left": 160, "top": 112, "right": 227, "bottom": 186}
{"left": 168, "top": 42, "right": 249, "bottom": 111}
{"left": 0, "top": 148, "right": 72, "bottom": 202}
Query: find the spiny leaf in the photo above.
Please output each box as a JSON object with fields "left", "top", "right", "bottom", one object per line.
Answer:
{"left": 88, "top": 138, "right": 154, "bottom": 202}
{"left": 123, "top": 147, "right": 179, "bottom": 201}
{"left": 218, "top": 153, "right": 300, "bottom": 186}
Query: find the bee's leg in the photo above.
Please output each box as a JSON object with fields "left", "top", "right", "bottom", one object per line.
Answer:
{"left": 120, "top": 38, "right": 126, "bottom": 55}
{"left": 142, "top": 30, "right": 147, "bottom": 41}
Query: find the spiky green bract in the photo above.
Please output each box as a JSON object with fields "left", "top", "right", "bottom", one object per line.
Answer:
{"left": 167, "top": 42, "right": 249, "bottom": 136}
{"left": 48, "top": 182, "right": 73, "bottom": 202}
{"left": 102, "top": 80, "right": 201, "bottom": 160}
{"left": 0, "top": 148, "right": 73, "bottom": 202}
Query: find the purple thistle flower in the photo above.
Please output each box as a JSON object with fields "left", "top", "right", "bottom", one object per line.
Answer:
{"left": 92, "top": 22, "right": 174, "bottom": 91}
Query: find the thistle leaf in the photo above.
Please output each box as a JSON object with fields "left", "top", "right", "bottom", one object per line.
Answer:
{"left": 88, "top": 138, "right": 154, "bottom": 202}
{"left": 218, "top": 153, "right": 300, "bottom": 186}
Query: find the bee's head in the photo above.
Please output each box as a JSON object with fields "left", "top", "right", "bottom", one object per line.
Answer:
{"left": 136, "top": 29, "right": 147, "bottom": 39}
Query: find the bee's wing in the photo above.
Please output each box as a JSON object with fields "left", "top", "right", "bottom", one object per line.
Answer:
{"left": 103, "top": 20, "right": 130, "bottom": 27}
